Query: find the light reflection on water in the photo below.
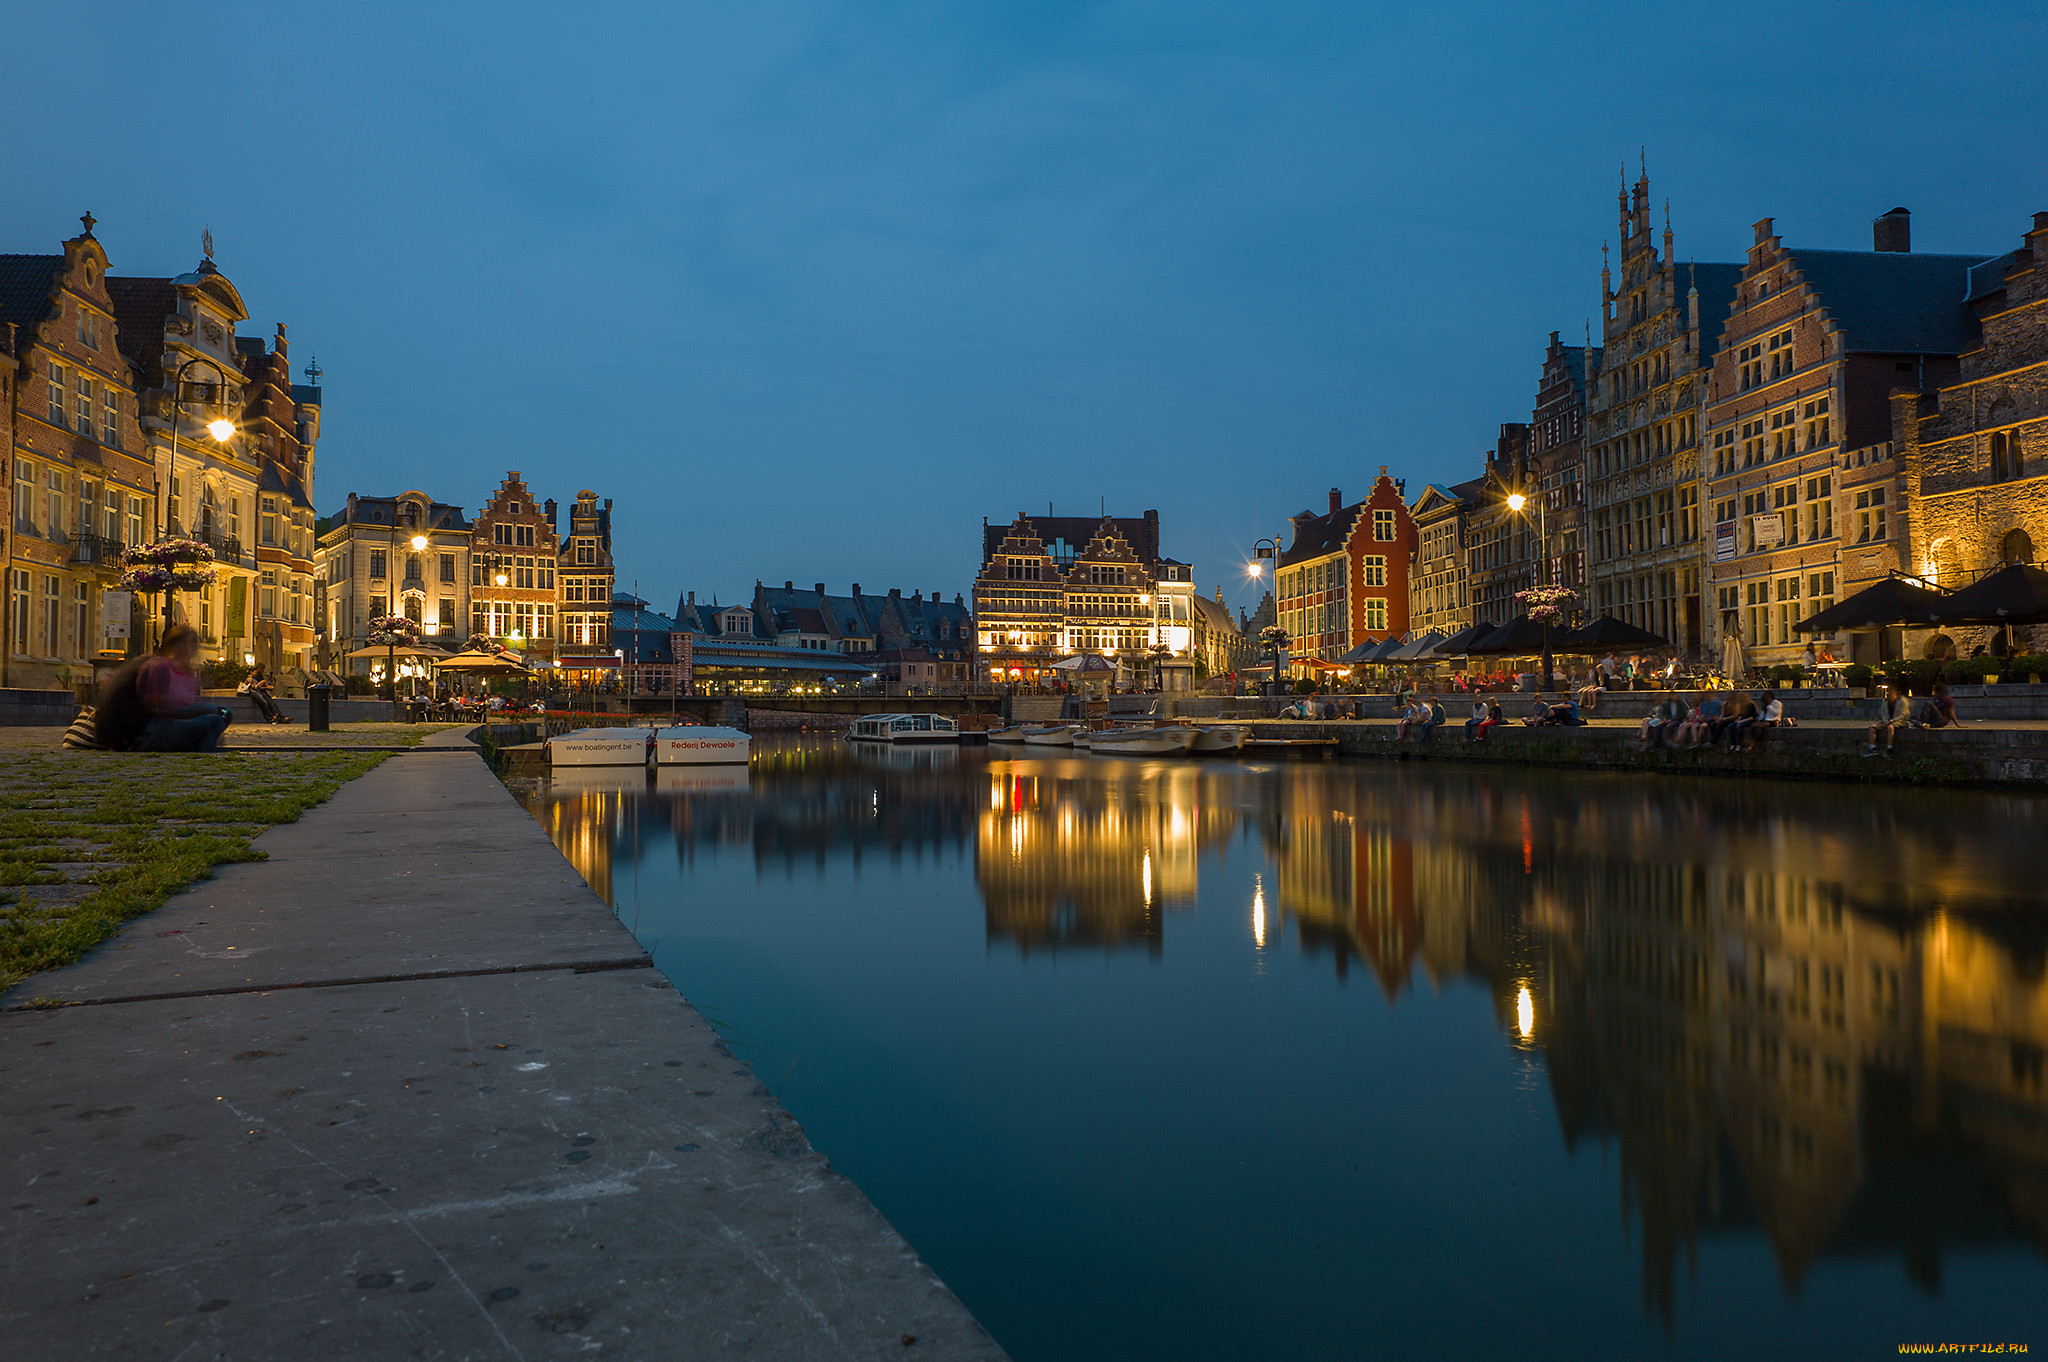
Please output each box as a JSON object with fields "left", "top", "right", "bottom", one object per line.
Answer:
{"left": 513, "top": 733, "right": 2048, "bottom": 1361}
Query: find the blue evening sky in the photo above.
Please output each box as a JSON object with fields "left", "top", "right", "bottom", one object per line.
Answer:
{"left": 6, "top": 2, "right": 2042, "bottom": 617}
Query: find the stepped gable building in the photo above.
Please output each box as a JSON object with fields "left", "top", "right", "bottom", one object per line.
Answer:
{"left": 1407, "top": 478, "right": 1482, "bottom": 638}
{"left": 1585, "top": 165, "right": 1742, "bottom": 656}
{"left": 558, "top": 490, "right": 615, "bottom": 659}
{"left": 1463, "top": 427, "right": 1535, "bottom": 629}
{"left": 1887, "top": 211, "right": 2048, "bottom": 659}
{"left": 972, "top": 508, "right": 1196, "bottom": 688}
{"left": 1703, "top": 207, "right": 1998, "bottom": 667}
{"left": 314, "top": 491, "right": 473, "bottom": 658}
{"left": 2, "top": 216, "right": 151, "bottom": 685}
{"left": 1529, "top": 331, "right": 1597, "bottom": 598}
{"left": 1273, "top": 470, "right": 1417, "bottom": 670}
{"left": 470, "top": 472, "right": 559, "bottom": 662}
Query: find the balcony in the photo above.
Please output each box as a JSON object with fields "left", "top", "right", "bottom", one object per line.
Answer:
{"left": 197, "top": 531, "right": 246, "bottom": 564}
{"left": 69, "top": 533, "right": 127, "bottom": 569}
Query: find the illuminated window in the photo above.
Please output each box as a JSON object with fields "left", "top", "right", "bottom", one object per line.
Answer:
{"left": 1364, "top": 597, "right": 1387, "bottom": 631}
{"left": 1373, "top": 509, "right": 1396, "bottom": 541}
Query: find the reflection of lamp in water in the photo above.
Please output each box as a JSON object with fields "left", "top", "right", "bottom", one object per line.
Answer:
{"left": 1252, "top": 875, "right": 1267, "bottom": 949}
{"left": 1516, "top": 985, "right": 1535, "bottom": 1039}
{"left": 1142, "top": 850, "right": 1153, "bottom": 905}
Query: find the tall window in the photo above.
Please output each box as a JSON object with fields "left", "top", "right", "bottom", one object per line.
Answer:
{"left": 1775, "top": 575, "right": 1802, "bottom": 644}
{"left": 1854, "top": 488, "right": 1887, "bottom": 541}
{"left": 1805, "top": 475, "right": 1833, "bottom": 541}
{"left": 101, "top": 383, "right": 119, "bottom": 444}
{"left": 74, "top": 582, "right": 90, "bottom": 656}
{"left": 9, "top": 569, "right": 29, "bottom": 652}
{"left": 14, "top": 460, "right": 35, "bottom": 532}
{"left": 440, "top": 553, "right": 455, "bottom": 583}
{"left": 127, "top": 496, "right": 144, "bottom": 547}
{"left": 46, "top": 468, "right": 66, "bottom": 538}
{"left": 1991, "top": 432, "right": 2010, "bottom": 481}
{"left": 1364, "top": 598, "right": 1388, "bottom": 631}
{"left": 1807, "top": 571, "right": 1836, "bottom": 618}
{"left": 44, "top": 576, "right": 62, "bottom": 655}
{"left": 1363, "top": 555, "right": 1387, "bottom": 587}
{"left": 368, "top": 550, "right": 387, "bottom": 580}
{"left": 47, "top": 364, "right": 66, "bottom": 427}
{"left": 260, "top": 497, "right": 278, "bottom": 546}
{"left": 1373, "top": 509, "right": 1396, "bottom": 541}
{"left": 75, "top": 375, "right": 94, "bottom": 437}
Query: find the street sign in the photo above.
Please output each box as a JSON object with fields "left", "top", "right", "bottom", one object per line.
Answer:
{"left": 101, "top": 591, "right": 132, "bottom": 648}
{"left": 1715, "top": 521, "right": 1737, "bottom": 562}
{"left": 1751, "top": 514, "right": 1784, "bottom": 549}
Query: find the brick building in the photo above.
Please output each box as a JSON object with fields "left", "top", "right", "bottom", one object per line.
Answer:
{"left": 557, "top": 490, "right": 615, "bottom": 660}
{"left": 1463, "top": 428, "right": 1534, "bottom": 628}
{"left": 1886, "top": 211, "right": 2048, "bottom": 659}
{"left": 1273, "top": 470, "right": 1417, "bottom": 671}
{"left": 470, "top": 472, "right": 560, "bottom": 663}
{"left": 1585, "top": 167, "right": 1741, "bottom": 656}
{"left": 1704, "top": 208, "right": 1996, "bottom": 668}
{"left": 1528, "top": 333, "right": 1595, "bottom": 597}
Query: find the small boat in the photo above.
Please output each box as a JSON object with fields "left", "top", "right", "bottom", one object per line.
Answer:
{"left": 1022, "top": 724, "right": 1083, "bottom": 747}
{"left": 546, "top": 726, "right": 655, "bottom": 767}
{"left": 987, "top": 727, "right": 1030, "bottom": 745}
{"left": 848, "top": 713, "right": 961, "bottom": 744}
{"left": 1089, "top": 725, "right": 1196, "bottom": 756}
{"left": 1188, "top": 725, "right": 1250, "bottom": 754}
{"left": 651, "top": 725, "right": 752, "bottom": 765}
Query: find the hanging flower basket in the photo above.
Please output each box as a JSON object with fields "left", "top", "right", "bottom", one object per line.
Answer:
{"left": 367, "top": 613, "right": 423, "bottom": 647}
{"left": 124, "top": 538, "right": 216, "bottom": 569}
{"left": 1514, "top": 585, "right": 1579, "bottom": 625}
{"left": 1259, "top": 625, "right": 1291, "bottom": 650}
{"left": 120, "top": 563, "right": 217, "bottom": 592}
{"left": 466, "top": 632, "right": 509, "bottom": 657}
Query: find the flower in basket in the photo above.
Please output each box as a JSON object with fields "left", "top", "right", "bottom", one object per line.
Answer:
{"left": 1514, "top": 584, "right": 1579, "bottom": 625}
{"left": 466, "top": 632, "right": 508, "bottom": 656}
{"left": 367, "top": 613, "right": 423, "bottom": 647}
{"left": 119, "top": 563, "right": 217, "bottom": 592}
{"left": 1259, "top": 625, "right": 1291, "bottom": 650}
{"left": 124, "top": 538, "right": 217, "bottom": 568}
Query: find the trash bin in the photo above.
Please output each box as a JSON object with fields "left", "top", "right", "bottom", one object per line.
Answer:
{"left": 307, "top": 683, "right": 331, "bottom": 732}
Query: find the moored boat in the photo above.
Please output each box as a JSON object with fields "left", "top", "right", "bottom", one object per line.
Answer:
{"left": 1088, "top": 725, "right": 1196, "bottom": 756}
{"left": 1188, "top": 725, "right": 1250, "bottom": 754}
{"left": 1021, "top": 724, "right": 1083, "bottom": 746}
{"left": 987, "top": 727, "right": 1029, "bottom": 744}
{"left": 651, "top": 725, "right": 752, "bottom": 765}
{"left": 848, "top": 713, "right": 961, "bottom": 743}
{"left": 546, "top": 726, "right": 655, "bottom": 766}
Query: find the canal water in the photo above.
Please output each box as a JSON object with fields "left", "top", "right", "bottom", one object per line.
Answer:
{"left": 512, "top": 734, "right": 2048, "bottom": 1361}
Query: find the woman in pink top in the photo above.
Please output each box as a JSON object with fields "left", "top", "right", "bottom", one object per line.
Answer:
{"left": 137, "top": 624, "right": 231, "bottom": 751}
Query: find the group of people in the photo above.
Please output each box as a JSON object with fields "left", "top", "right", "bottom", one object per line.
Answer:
{"left": 1864, "top": 682, "right": 1965, "bottom": 756}
{"left": 1638, "top": 691, "right": 1796, "bottom": 753}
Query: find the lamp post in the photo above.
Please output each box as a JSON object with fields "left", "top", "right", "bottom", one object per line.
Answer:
{"left": 157, "top": 357, "right": 235, "bottom": 649}
{"left": 1506, "top": 490, "right": 1554, "bottom": 693}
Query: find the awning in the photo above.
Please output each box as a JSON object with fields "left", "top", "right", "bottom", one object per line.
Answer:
{"left": 1555, "top": 616, "right": 1669, "bottom": 650}
{"left": 1466, "top": 615, "right": 1554, "bottom": 656}
{"left": 1795, "top": 573, "right": 1949, "bottom": 633}
{"left": 1917, "top": 563, "right": 2048, "bottom": 626}
{"left": 1389, "top": 631, "right": 1447, "bottom": 661}
{"left": 1049, "top": 654, "right": 1116, "bottom": 673}
{"left": 1433, "top": 621, "right": 1495, "bottom": 656}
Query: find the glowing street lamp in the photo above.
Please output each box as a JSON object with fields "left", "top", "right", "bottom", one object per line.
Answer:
{"left": 206, "top": 417, "right": 235, "bottom": 442}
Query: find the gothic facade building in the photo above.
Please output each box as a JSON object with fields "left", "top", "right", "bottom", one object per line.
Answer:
{"left": 1584, "top": 167, "right": 1740, "bottom": 657}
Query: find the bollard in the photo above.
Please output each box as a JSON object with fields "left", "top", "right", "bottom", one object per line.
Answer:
{"left": 307, "top": 683, "right": 332, "bottom": 733}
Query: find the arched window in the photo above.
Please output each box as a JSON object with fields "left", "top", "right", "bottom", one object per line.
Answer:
{"left": 1991, "top": 432, "right": 2009, "bottom": 481}
{"left": 1923, "top": 632, "right": 1956, "bottom": 661}
{"left": 2001, "top": 528, "right": 2033, "bottom": 566}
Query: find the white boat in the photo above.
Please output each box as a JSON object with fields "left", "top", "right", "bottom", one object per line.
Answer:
{"left": 1088, "top": 725, "right": 1196, "bottom": 756}
{"left": 1021, "top": 724, "right": 1083, "bottom": 747}
{"left": 987, "top": 727, "right": 1029, "bottom": 745}
{"left": 848, "top": 713, "right": 960, "bottom": 743}
{"left": 651, "top": 725, "right": 752, "bottom": 765}
{"left": 546, "top": 726, "right": 654, "bottom": 766}
{"left": 1188, "top": 725, "right": 1250, "bottom": 754}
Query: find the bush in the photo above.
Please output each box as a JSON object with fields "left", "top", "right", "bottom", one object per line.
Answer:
{"left": 1878, "top": 658, "right": 1941, "bottom": 694}
{"left": 1842, "top": 663, "right": 1875, "bottom": 690}
{"left": 343, "top": 674, "right": 376, "bottom": 696}
{"left": 203, "top": 658, "right": 252, "bottom": 690}
{"left": 1767, "top": 663, "right": 1805, "bottom": 685}
{"left": 2007, "top": 652, "right": 2048, "bottom": 681}
{"left": 1293, "top": 678, "right": 1317, "bottom": 696}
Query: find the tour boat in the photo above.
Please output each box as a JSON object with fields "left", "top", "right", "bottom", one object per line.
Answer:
{"left": 1188, "top": 725, "right": 1251, "bottom": 754}
{"left": 848, "top": 713, "right": 960, "bottom": 744}
{"left": 546, "top": 726, "right": 655, "bottom": 767}
{"left": 1021, "top": 724, "right": 1084, "bottom": 747}
{"left": 1088, "top": 725, "right": 1196, "bottom": 756}
{"left": 651, "top": 725, "right": 752, "bottom": 765}
{"left": 987, "top": 727, "right": 1029, "bottom": 745}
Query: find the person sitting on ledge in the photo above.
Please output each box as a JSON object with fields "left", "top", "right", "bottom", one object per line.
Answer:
{"left": 1393, "top": 695, "right": 1429, "bottom": 740}
{"left": 1541, "top": 695, "right": 1582, "bottom": 726}
{"left": 1865, "top": 684, "right": 1911, "bottom": 757}
{"left": 1916, "top": 681, "right": 1963, "bottom": 730}
{"left": 1641, "top": 694, "right": 1688, "bottom": 751}
{"left": 1723, "top": 693, "right": 1762, "bottom": 751}
{"left": 137, "top": 625, "right": 233, "bottom": 752}
{"left": 1520, "top": 697, "right": 1552, "bottom": 727}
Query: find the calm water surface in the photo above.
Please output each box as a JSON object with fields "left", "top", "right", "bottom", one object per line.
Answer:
{"left": 514, "top": 734, "right": 2048, "bottom": 1361}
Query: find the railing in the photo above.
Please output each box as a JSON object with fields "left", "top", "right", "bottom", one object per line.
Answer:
{"left": 199, "top": 531, "right": 245, "bottom": 563}
{"left": 69, "top": 533, "right": 126, "bottom": 567}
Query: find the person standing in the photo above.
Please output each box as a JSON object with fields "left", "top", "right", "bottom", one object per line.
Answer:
{"left": 137, "top": 625, "right": 232, "bottom": 752}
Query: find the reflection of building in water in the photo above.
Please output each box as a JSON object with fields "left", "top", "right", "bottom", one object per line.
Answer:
{"left": 521, "top": 770, "right": 642, "bottom": 904}
{"left": 976, "top": 767, "right": 1213, "bottom": 956}
{"left": 1269, "top": 774, "right": 1419, "bottom": 990}
{"left": 1347, "top": 772, "right": 2048, "bottom": 1318}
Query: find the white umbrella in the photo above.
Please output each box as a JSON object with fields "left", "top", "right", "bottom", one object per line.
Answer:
{"left": 1720, "top": 632, "right": 1746, "bottom": 679}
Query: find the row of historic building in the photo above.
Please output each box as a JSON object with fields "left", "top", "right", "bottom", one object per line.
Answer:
{"left": 970, "top": 509, "right": 1258, "bottom": 688}
{"left": 1393, "top": 170, "right": 2048, "bottom": 669}
{"left": 2, "top": 216, "right": 322, "bottom": 686}
{"left": 313, "top": 474, "right": 619, "bottom": 673}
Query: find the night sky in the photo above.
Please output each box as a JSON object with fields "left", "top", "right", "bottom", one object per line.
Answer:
{"left": 8, "top": 2, "right": 2042, "bottom": 618}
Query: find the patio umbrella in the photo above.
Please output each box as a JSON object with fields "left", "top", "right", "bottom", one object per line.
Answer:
{"left": 434, "top": 649, "right": 531, "bottom": 674}
{"left": 1720, "top": 631, "right": 1746, "bottom": 679}
{"left": 1794, "top": 574, "right": 1948, "bottom": 633}
{"left": 1466, "top": 616, "right": 1550, "bottom": 656}
{"left": 1335, "top": 639, "right": 1382, "bottom": 663}
{"left": 343, "top": 643, "right": 453, "bottom": 660}
{"left": 1366, "top": 634, "right": 1410, "bottom": 662}
{"left": 1556, "top": 616, "right": 1668, "bottom": 650}
{"left": 1390, "top": 631, "right": 1447, "bottom": 661}
{"left": 1433, "top": 620, "right": 1495, "bottom": 656}
{"left": 1917, "top": 563, "right": 2048, "bottom": 626}
{"left": 1049, "top": 654, "right": 1115, "bottom": 673}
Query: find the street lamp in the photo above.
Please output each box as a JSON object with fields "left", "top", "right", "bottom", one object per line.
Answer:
{"left": 1506, "top": 488, "right": 1555, "bottom": 692}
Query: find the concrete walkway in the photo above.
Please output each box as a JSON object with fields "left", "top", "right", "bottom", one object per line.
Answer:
{"left": 0, "top": 742, "right": 1006, "bottom": 1359}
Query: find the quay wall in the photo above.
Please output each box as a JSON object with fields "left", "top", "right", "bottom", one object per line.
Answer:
{"left": 1247, "top": 718, "right": 2048, "bottom": 787}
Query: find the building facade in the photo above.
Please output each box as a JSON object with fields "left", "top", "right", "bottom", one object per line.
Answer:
{"left": 1463, "top": 431, "right": 1534, "bottom": 629}
{"left": 1273, "top": 471, "right": 1418, "bottom": 670}
{"left": 1190, "top": 587, "right": 1253, "bottom": 680}
{"left": 1887, "top": 212, "right": 2048, "bottom": 658}
{"left": 1407, "top": 479, "right": 1480, "bottom": 637}
{"left": 1704, "top": 208, "right": 1993, "bottom": 668}
{"left": 1584, "top": 168, "right": 1740, "bottom": 657}
{"left": 1528, "top": 332, "right": 1595, "bottom": 600}
{"left": 470, "top": 472, "right": 560, "bottom": 663}
{"left": 971, "top": 510, "right": 1197, "bottom": 688}
{"left": 315, "top": 491, "right": 474, "bottom": 662}
{"left": 557, "top": 490, "right": 615, "bottom": 662}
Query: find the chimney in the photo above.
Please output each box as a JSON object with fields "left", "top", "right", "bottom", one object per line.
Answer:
{"left": 784, "top": 580, "right": 793, "bottom": 591}
{"left": 688, "top": 591, "right": 696, "bottom": 609}
{"left": 1328, "top": 487, "right": 1342, "bottom": 514}
{"left": 1873, "top": 207, "right": 1911, "bottom": 253}
{"left": 543, "top": 498, "right": 557, "bottom": 532}
{"left": 814, "top": 582, "right": 826, "bottom": 596}
{"left": 852, "top": 583, "right": 861, "bottom": 597}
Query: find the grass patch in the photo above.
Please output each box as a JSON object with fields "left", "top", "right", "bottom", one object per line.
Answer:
{"left": 0, "top": 750, "right": 388, "bottom": 992}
